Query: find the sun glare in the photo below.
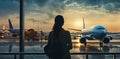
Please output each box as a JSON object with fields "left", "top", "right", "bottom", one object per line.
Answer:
{"left": 74, "top": 20, "right": 82, "bottom": 28}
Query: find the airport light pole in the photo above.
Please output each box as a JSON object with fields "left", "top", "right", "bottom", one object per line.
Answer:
{"left": 20, "top": 0, "right": 24, "bottom": 59}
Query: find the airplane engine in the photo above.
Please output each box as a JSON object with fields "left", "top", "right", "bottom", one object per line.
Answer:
{"left": 80, "top": 38, "right": 86, "bottom": 43}
{"left": 103, "top": 37, "right": 110, "bottom": 43}
{"left": 108, "top": 36, "right": 112, "bottom": 40}
{"left": 87, "top": 35, "right": 94, "bottom": 40}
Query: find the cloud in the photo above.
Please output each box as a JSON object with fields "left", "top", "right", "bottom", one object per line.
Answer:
{"left": 1, "top": 0, "right": 120, "bottom": 21}
{"left": 32, "top": 0, "right": 49, "bottom": 7}
{"left": 28, "top": 17, "right": 49, "bottom": 24}
{"left": 25, "top": 0, "right": 66, "bottom": 20}
{"left": 28, "top": 18, "right": 39, "bottom": 22}
{"left": 22, "top": 0, "right": 120, "bottom": 26}
{"left": 72, "top": 0, "right": 120, "bottom": 14}
{"left": 0, "top": 0, "right": 19, "bottom": 17}
{"left": 25, "top": 0, "right": 120, "bottom": 17}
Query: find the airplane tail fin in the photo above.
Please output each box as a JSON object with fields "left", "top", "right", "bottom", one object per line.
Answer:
{"left": 83, "top": 17, "right": 85, "bottom": 29}
{"left": 8, "top": 19, "right": 13, "bottom": 29}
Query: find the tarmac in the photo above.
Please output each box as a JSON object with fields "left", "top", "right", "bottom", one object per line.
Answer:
{"left": 0, "top": 38, "right": 120, "bottom": 59}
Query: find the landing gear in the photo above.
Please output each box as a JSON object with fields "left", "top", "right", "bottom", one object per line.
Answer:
{"left": 103, "top": 38, "right": 110, "bottom": 44}
{"left": 79, "top": 38, "right": 111, "bottom": 52}
{"left": 99, "top": 41, "right": 103, "bottom": 50}
{"left": 80, "top": 38, "right": 86, "bottom": 47}
{"left": 99, "top": 41, "right": 110, "bottom": 52}
{"left": 80, "top": 38, "right": 86, "bottom": 43}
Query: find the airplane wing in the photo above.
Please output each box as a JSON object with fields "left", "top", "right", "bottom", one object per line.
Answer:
{"left": 70, "top": 32, "right": 81, "bottom": 39}
{"left": 69, "top": 29, "right": 82, "bottom": 39}
{"left": 107, "top": 32, "right": 120, "bottom": 34}
{"left": 107, "top": 32, "right": 120, "bottom": 37}
{"left": 68, "top": 28, "right": 81, "bottom": 31}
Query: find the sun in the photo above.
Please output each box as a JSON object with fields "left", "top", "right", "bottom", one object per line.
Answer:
{"left": 75, "top": 21, "right": 81, "bottom": 26}
{"left": 74, "top": 20, "right": 82, "bottom": 28}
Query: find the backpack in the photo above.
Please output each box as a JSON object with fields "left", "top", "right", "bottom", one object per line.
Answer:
{"left": 44, "top": 32, "right": 62, "bottom": 57}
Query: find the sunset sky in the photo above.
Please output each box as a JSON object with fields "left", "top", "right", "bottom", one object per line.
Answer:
{"left": 0, "top": 0, "right": 120, "bottom": 32}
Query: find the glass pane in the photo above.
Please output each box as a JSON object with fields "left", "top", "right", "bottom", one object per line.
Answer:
{"left": 0, "top": 0, "right": 19, "bottom": 53}
{"left": 0, "top": 0, "right": 120, "bottom": 59}
{"left": 0, "top": 0, "right": 20, "bottom": 59}
{"left": 23, "top": 0, "right": 120, "bottom": 59}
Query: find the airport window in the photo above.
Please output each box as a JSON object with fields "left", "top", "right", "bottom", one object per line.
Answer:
{"left": 0, "top": 0, "right": 120, "bottom": 59}
{"left": 0, "top": 0, "right": 20, "bottom": 53}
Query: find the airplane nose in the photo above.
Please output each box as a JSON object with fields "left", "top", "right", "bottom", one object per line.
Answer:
{"left": 103, "top": 30, "right": 107, "bottom": 35}
{"left": 100, "top": 30, "right": 107, "bottom": 39}
{"left": 93, "top": 30, "right": 107, "bottom": 39}
{"left": 101, "top": 30, "right": 107, "bottom": 35}
{"left": 100, "top": 30, "right": 107, "bottom": 37}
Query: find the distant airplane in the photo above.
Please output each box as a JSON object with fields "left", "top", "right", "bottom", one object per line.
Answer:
{"left": 69, "top": 17, "right": 119, "bottom": 47}
{"left": 8, "top": 19, "right": 20, "bottom": 37}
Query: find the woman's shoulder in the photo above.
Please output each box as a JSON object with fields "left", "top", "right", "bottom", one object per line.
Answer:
{"left": 49, "top": 31, "right": 54, "bottom": 35}
{"left": 61, "top": 29, "right": 70, "bottom": 34}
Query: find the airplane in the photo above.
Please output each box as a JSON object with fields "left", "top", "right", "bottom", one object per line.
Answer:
{"left": 8, "top": 19, "right": 20, "bottom": 37}
{"left": 69, "top": 17, "right": 115, "bottom": 47}
{"left": 8, "top": 19, "right": 45, "bottom": 41}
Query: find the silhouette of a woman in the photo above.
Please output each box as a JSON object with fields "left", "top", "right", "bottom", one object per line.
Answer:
{"left": 47, "top": 15, "right": 72, "bottom": 59}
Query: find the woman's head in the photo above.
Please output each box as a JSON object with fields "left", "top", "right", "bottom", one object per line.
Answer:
{"left": 53, "top": 15, "right": 64, "bottom": 35}
{"left": 55, "top": 15, "right": 64, "bottom": 27}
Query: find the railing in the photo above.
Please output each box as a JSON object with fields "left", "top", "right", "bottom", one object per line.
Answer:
{"left": 0, "top": 52, "right": 120, "bottom": 59}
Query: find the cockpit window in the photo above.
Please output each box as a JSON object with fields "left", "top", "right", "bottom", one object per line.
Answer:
{"left": 97, "top": 27, "right": 105, "bottom": 29}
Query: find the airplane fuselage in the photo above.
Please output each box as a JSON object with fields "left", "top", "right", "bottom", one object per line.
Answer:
{"left": 81, "top": 25, "right": 107, "bottom": 40}
{"left": 9, "top": 28, "right": 20, "bottom": 34}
